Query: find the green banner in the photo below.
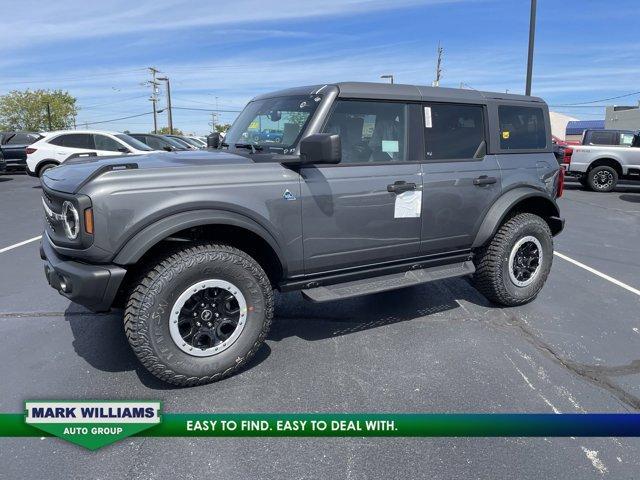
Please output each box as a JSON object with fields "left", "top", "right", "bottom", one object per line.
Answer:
{"left": 2, "top": 411, "right": 640, "bottom": 449}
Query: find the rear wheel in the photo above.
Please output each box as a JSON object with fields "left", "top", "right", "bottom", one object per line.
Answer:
{"left": 124, "top": 243, "right": 273, "bottom": 386}
{"left": 37, "top": 163, "right": 57, "bottom": 177}
{"left": 472, "top": 213, "right": 553, "bottom": 306}
{"left": 587, "top": 165, "right": 618, "bottom": 192}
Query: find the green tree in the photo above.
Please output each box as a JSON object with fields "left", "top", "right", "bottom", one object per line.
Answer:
{"left": 156, "top": 126, "right": 184, "bottom": 135}
{"left": 214, "top": 123, "right": 231, "bottom": 133}
{"left": 0, "top": 89, "right": 77, "bottom": 131}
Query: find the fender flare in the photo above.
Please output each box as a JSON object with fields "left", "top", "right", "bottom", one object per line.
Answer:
{"left": 113, "top": 209, "right": 288, "bottom": 276}
{"left": 587, "top": 156, "right": 624, "bottom": 174}
{"left": 471, "top": 187, "right": 561, "bottom": 248}
{"left": 32, "top": 158, "right": 60, "bottom": 175}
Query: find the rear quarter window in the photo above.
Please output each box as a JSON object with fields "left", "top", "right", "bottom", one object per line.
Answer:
{"left": 584, "top": 131, "right": 616, "bottom": 145}
{"left": 498, "top": 105, "right": 547, "bottom": 150}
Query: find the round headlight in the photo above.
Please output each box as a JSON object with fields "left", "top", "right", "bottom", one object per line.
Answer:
{"left": 62, "top": 201, "right": 80, "bottom": 240}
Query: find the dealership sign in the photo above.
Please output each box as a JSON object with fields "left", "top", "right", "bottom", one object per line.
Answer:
{"left": 25, "top": 401, "right": 161, "bottom": 450}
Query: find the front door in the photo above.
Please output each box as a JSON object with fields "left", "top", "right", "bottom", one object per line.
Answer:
{"left": 301, "top": 100, "right": 422, "bottom": 274}
{"left": 419, "top": 102, "right": 502, "bottom": 254}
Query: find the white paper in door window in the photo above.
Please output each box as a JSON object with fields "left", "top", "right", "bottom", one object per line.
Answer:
{"left": 424, "top": 106, "right": 432, "bottom": 128}
{"left": 394, "top": 190, "right": 422, "bottom": 218}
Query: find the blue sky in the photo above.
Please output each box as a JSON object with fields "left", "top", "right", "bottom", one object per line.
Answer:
{"left": 1, "top": 0, "right": 638, "bottom": 134}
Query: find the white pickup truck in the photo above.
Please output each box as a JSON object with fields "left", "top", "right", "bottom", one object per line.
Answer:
{"left": 563, "top": 131, "right": 640, "bottom": 192}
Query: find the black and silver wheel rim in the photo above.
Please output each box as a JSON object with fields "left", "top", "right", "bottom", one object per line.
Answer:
{"left": 508, "top": 236, "right": 543, "bottom": 287}
{"left": 593, "top": 170, "right": 614, "bottom": 190}
{"left": 169, "top": 280, "right": 247, "bottom": 357}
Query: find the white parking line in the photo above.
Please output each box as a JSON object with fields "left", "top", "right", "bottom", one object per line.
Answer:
{"left": 0, "top": 236, "right": 42, "bottom": 254}
{"left": 554, "top": 251, "right": 640, "bottom": 297}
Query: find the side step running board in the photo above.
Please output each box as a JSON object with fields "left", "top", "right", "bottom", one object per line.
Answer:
{"left": 301, "top": 261, "right": 475, "bottom": 303}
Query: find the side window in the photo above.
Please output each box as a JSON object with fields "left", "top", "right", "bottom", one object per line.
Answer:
{"left": 585, "top": 131, "right": 615, "bottom": 145}
{"left": 48, "top": 135, "right": 68, "bottom": 147}
{"left": 322, "top": 100, "right": 407, "bottom": 163}
{"left": 620, "top": 133, "right": 635, "bottom": 146}
{"left": 5, "top": 133, "right": 40, "bottom": 145}
{"left": 498, "top": 105, "right": 547, "bottom": 150}
{"left": 146, "top": 136, "right": 164, "bottom": 150}
{"left": 94, "top": 134, "right": 124, "bottom": 152}
{"left": 49, "top": 134, "right": 94, "bottom": 149}
{"left": 423, "top": 103, "right": 485, "bottom": 160}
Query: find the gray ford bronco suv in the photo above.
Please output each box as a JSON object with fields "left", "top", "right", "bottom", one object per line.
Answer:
{"left": 40, "top": 82, "right": 564, "bottom": 385}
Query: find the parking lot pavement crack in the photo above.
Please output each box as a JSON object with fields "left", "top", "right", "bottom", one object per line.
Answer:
{"left": 0, "top": 311, "right": 113, "bottom": 318}
{"left": 500, "top": 313, "right": 640, "bottom": 411}
{"left": 563, "top": 196, "right": 640, "bottom": 216}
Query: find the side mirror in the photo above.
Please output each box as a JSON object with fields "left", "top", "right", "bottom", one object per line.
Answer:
{"left": 299, "top": 133, "right": 341, "bottom": 165}
{"left": 163, "top": 146, "right": 173, "bottom": 152}
{"left": 118, "top": 147, "right": 130, "bottom": 154}
{"left": 207, "top": 132, "right": 221, "bottom": 149}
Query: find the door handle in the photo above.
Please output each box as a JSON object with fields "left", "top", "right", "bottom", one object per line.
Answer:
{"left": 387, "top": 181, "right": 417, "bottom": 194}
{"left": 473, "top": 175, "right": 497, "bottom": 186}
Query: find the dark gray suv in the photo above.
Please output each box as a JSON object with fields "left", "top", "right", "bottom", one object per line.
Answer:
{"left": 39, "top": 82, "right": 564, "bottom": 386}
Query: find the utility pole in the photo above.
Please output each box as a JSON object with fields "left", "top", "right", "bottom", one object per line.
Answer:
{"left": 210, "top": 112, "right": 217, "bottom": 132}
{"left": 45, "top": 102, "right": 52, "bottom": 130}
{"left": 380, "top": 74, "right": 394, "bottom": 84}
{"left": 525, "top": 0, "right": 537, "bottom": 96}
{"left": 158, "top": 76, "right": 173, "bottom": 134}
{"left": 147, "top": 67, "right": 160, "bottom": 133}
{"left": 433, "top": 42, "right": 443, "bottom": 87}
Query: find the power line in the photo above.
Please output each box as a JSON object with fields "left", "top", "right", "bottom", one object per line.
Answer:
{"left": 80, "top": 94, "right": 149, "bottom": 109}
{"left": 0, "top": 68, "right": 147, "bottom": 86}
{"left": 557, "top": 90, "right": 640, "bottom": 106}
{"left": 549, "top": 105, "right": 610, "bottom": 108}
{"left": 172, "top": 106, "right": 241, "bottom": 113}
{"left": 79, "top": 111, "right": 154, "bottom": 126}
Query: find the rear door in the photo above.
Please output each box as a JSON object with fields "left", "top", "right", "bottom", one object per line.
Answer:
{"left": 300, "top": 99, "right": 422, "bottom": 274}
{"left": 419, "top": 102, "right": 502, "bottom": 254}
{"left": 49, "top": 133, "right": 96, "bottom": 160}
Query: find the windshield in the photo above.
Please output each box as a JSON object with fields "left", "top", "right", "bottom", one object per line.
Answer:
{"left": 116, "top": 134, "right": 153, "bottom": 151}
{"left": 224, "top": 94, "right": 322, "bottom": 153}
{"left": 168, "top": 136, "right": 194, "bottom": 148}
{"left": 162, "top": 136, "right": 189, "bottom": 149}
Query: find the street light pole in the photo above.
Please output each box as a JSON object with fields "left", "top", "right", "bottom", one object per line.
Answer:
{"left": 380, "top": 74, "right": 394, "bottom": 84}
{"left": 525, "top": 0, "right": 537, "bottom": 96}
{"left": 158, "top": 77, "right": 173, "bottom": 134}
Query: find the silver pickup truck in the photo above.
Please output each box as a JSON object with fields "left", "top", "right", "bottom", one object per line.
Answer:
{"left": 563, "top": 132, "right": 640, "bottom": 191}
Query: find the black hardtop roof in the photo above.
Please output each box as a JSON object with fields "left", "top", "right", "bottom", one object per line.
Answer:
{"left": 252, "top": 82, "right": 545, "bottom": 104}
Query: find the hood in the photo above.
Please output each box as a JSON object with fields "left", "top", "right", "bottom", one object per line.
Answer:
{"left": 42, "top": 150, "right": 256, "bottom": 194}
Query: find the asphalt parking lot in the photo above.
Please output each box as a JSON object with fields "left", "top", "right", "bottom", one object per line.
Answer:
{"left": 1, "top": 172, "right": 639, "bottom": 479}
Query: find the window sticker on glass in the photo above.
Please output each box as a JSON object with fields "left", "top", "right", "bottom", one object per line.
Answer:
{"left": 502, "top": 131, "right": 510, "bottom": 140}
{"left": 424, "top": 107, "right": 432, "bottom": 128}
{"left": 382, "top": 140, "right": 399, "bottom": 153}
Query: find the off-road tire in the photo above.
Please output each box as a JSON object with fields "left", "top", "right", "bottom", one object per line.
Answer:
{"left": 587, "top": 165, "right": 618, "bottom": 192}
{"left": 124, "top": 243, "right": 273, "bottom": 386}
{"left": 472, "top": 213, "right": 553, "bottom": 306}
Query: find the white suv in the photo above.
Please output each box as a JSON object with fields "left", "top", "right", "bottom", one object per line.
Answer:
{"left": 26, "top": 130, "right": 156, "bottom": 177}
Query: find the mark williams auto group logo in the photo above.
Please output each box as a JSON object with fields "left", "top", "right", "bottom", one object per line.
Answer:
{"left": 25, "top": 401, "right": 161, "bottom": 450}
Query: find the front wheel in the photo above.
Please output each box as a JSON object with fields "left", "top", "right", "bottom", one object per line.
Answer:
{"left": 124, "top": 243, "right": 273, "bottom": 386}
{"left": 472, "top": 213, "right": 553, "bottom": 306}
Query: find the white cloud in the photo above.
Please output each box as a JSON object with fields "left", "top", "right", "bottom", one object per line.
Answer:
{"left": 1, "top": 0, "right": 460, "bottom": 48}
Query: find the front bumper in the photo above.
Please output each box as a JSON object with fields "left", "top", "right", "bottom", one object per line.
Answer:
{"left": 40, "top": 234, "right": 126, "bottom": 312}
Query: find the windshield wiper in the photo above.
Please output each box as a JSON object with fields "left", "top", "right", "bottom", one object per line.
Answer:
{"left": 234, "top": 143, "right": 263, "bottom": 154}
